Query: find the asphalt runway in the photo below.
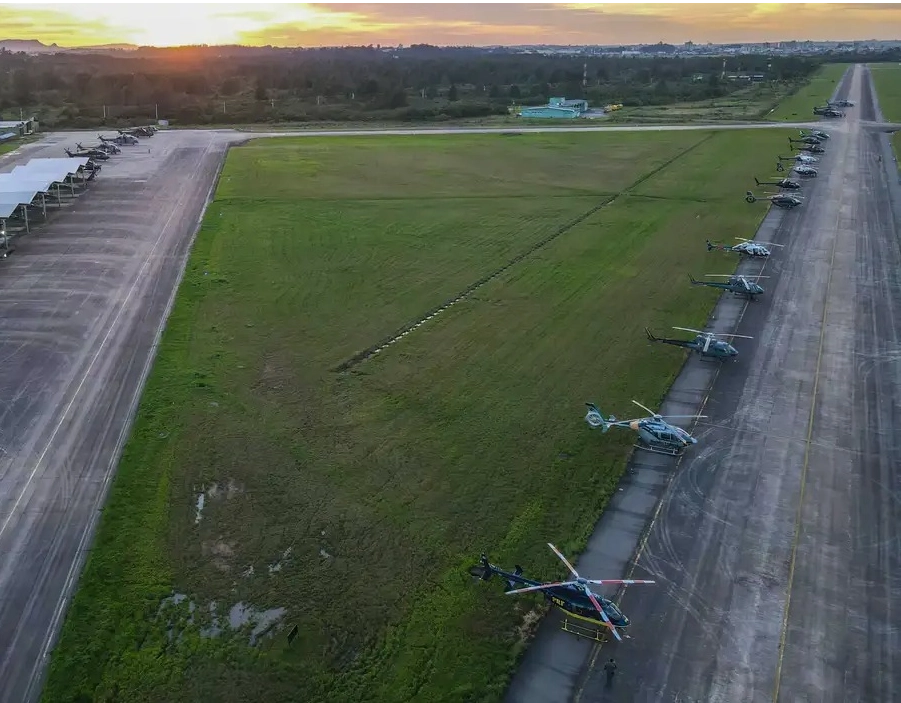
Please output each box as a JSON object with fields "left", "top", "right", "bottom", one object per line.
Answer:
{"left": 0, "top": 129, "right": 242, "bottom": 702}
{"left": 505, "top": 64, "right": 901, "bottom": 703}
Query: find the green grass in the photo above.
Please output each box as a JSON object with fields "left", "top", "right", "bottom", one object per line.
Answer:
{"left": 869, "top": 63, "right": 901, "bottom": 170}
{"left": 44, "top": 128, "right": 793, "bottom": 703}
{"left": 613, "top": 81, "right": 809, "bottom": 124}
{"left": 0, "top": 138, "right": 26, "bottom": 156}
{"left": 870, "top": 62, "right": 901, "bottom": 121}
{"left": 767, "top": 63, "right": 851, "bottom": 121}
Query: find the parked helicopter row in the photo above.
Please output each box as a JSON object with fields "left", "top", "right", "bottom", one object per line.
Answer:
{"left": 581, "top": 129, "right": 832, "bottom": 458}
{"left": 64, "top": 126, "right": 157, "bottom": 167}
{"left": 470, "top": 128, "right": 830, "bottom": 643}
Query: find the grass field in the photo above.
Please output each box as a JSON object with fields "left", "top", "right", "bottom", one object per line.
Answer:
{"left": 870, "top": 63, "right": 901, "bottom": 168}
{"left": 0, "top": 138, "right": 27, "bottom": 156}
{"left": 44, "top": 128, "right": 795, "bottom": 703}
{"left": 612, "top": 80, "right": 811, "bottom": 124}
{"left": 870, "top": 63, "right": 901, "bottom": 121}
{"left": 766, "top": 63, "right": 850, "bottom": 121}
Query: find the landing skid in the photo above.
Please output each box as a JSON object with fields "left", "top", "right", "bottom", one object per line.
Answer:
{"left": 561, "top": 619, "right": 607, "bottom": 642}
{"left": 634, "top": 443, "right": 682, "bottom": 457}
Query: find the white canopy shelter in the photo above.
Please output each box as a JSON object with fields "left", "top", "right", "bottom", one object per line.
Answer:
{"left": 0, "top": 200, "right": 20, "bottom": 219}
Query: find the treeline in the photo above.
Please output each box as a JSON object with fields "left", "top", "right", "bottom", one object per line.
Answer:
{"left": 0, "top": 45, "right": 841, "bottom": 127}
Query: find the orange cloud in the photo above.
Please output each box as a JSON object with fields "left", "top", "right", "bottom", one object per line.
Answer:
{"left": 1, "top": 3, "right": 900, "bottom": 48}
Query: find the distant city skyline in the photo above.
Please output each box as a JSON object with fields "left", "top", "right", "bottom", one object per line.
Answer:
{"left": 1, "top": 3, "right": 900, "bottom": 49}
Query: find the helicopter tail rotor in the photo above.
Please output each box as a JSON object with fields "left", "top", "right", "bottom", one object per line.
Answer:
{"left": 585, "top": 403, "right": 610, "bottom": 432}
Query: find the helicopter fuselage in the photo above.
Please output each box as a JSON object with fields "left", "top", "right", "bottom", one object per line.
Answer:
{"left": 734, "top": 243, "right": 771, "bottom": 257}
{"left": 648, "top": 331, "right": 738, "bottom": 360}
{"left": 479, "top": 563, "right": 630, "bottom": 628}
{"left": 633, "top": 418, "right": 696, "bottom": 451}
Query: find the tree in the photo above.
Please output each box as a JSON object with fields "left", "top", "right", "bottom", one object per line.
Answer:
{"left": 387, "top": 89, "right": 408, "bottom": 108}
{"left": 13, "top": 69, "right": 32, "bottom": 106}
{"left": 254, "top": 78, "right": 267, "bottom": 101}
{"left": 509, "top": 84, "right": 521, "bottom": 99}
{"left": 448, "top": 83, "right": 458, "bottom": 101}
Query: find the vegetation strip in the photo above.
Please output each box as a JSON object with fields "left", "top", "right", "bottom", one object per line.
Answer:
{"left": 333, "top": 132, "right": 717, "bottom": 372}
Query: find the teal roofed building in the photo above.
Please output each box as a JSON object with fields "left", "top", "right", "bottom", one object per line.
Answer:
{"left": 519, "top": 97, "right": 589, "bottom": 119}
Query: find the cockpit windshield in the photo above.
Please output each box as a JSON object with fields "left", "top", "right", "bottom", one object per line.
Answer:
{"left": 604, "top": 601, "right": 624, "bottom": 621}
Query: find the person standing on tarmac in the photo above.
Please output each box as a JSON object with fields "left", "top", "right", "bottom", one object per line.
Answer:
{"left": 604, "top": 658, "right": 617, "bottom": 687}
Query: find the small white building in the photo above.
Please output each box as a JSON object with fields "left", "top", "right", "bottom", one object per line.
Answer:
{"left": 0, "top": 117, "right": 37, "bottom": 142}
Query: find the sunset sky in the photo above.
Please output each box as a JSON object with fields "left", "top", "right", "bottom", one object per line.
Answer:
{"left": 1, "top": 3, "right": 900, "bottom": 48}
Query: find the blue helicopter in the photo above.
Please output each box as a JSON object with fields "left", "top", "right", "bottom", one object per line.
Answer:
{"left": 585, "top": 400, "right": 705, "bottom": 456}
{"left": 470, "top": 543, "right": 655, "bottom": 641}
{"left": 646, "top": 326, "right": 753, "bottom": 361}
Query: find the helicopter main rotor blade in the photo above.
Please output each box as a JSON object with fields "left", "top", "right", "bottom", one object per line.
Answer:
{"left": 659, "top": 414, "right": 708, "bottom": 420}
{"left": 505, "top": 580, "right": 577, "bottom": 596}
{"left": 716, "top": 333, "right": 754, "bottom": 339}
{"left": 585, "top": 579, "right": 656, "bottom": 585}
{"left": 584, "top": 589, "right": 622, "bottom": 642}
{"left": 548, "top": 543, "right": 580, "bottom": 579}
{"left": 673, "top": 326, "right": 705, "bottom": 335}
{"left": 734, "top": 238, "right": 784, "bottom": 247}
{"left": 631, "top": 400, "right": 657, "bottom": 417}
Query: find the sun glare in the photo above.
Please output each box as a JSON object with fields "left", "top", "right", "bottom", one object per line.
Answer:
{"left": 8, "top": 3, "right": 363, "bottom": 48}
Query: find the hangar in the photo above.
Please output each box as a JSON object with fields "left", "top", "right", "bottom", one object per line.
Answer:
{"left": 0, "top": 156, "right": 91, "bottom": 254}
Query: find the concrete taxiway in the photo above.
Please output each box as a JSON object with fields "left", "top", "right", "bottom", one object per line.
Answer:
{"left": 0, "top": 129, "right": 244, "bottom": 702}
{"left": 505, "top": 64, "right": 901, "bottom": 703}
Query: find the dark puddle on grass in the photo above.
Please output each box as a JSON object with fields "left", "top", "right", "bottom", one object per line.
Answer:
{"left": 158, "top": 593, "right": 287, "bottom": 646}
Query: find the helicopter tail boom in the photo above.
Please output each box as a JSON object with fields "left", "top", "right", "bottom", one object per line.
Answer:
{"left": 646, "top": 328, "right": 692, "bottom": 350}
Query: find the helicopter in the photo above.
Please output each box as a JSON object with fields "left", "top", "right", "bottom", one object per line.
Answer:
{"left": 829, "top": 99, "right": 854, "bottom": 108}
{"left": 101, "top": 133, "right": 139, "bottom": 146}
{"left": 776, "top": 162, "right": 818, "bottom": 177}
{"left": 65, "top": 147, "right": 109, "bottom": 161}
{"left": 788, "top": 138, "right": 825, "bottom": 154}
{"left": 645, "top": 326, "right": 753, "bottom": 361}
{"left": 77, "top": 141, "right": 119, "bottom": 156}
{"left": 745, "top": 190, "right": 803, "bottom": 209}
{"left": 119, "top": 126, "right": 156, "bottom": 137}
{"left": 707, "top": 237, "right": 784, "bottom": 259}
{"left": 778, "top": 153, "right": 818, "bottom": 164}
{"left": 689, "top": 273, "right": 768, "bottom": 300}
{"left": 794, "top": 133, "right": 824, "bottom": 145}
{"left": 754, "top": 176, "right": 801, "bottom": 190}
{"left": 469, "top": 544, "right": 655, "bottom": 641}
{"left": 813, "top": 105, "right": 844, "bottom": 118}
{"left": 585, "top": 400, "right": 704, "bottom": 456}
{"left": 801, "top": 129, "right": 830, "bottom": 140}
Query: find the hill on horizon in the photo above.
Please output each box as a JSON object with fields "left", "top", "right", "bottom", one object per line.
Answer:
{"left": 0, "top": 38, "right": 139, "bottom": 54}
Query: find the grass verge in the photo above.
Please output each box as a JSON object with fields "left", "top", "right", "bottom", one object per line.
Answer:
{"left": 869, "top": 63, "right": 901, "bottom": 170}
{"left": 44, "top": 128, "right": 792, "bottom": 703}
{"left": 870, "top": 62, "right": 901, "bottom": 121}
{"left": 766, "top": 63, "right": 850, "bottom": 121}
